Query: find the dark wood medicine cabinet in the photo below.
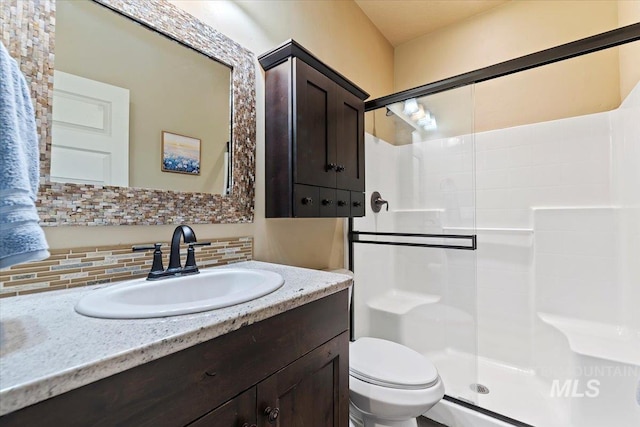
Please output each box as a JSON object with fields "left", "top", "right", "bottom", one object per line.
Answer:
{"left": 259, "top": 40, "right": 369, "bottom": 218}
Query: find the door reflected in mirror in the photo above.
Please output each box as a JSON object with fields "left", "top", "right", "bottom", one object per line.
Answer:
{"left": 53, "top": 0, "right": 232, "bottom": 195}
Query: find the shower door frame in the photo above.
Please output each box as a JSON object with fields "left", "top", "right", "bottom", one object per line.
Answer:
{"left": 365, "top": 23, "right": 640, "bottom": 111}
{"left": 350, "top": 21, "right": 640, "bottom": 427}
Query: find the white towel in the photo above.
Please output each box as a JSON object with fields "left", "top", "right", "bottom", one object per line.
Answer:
{"left": 0, "top": 41, "right": 49, "bottom": 269}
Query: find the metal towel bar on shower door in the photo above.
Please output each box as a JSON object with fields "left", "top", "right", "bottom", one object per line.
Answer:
{"left": 349, "top": 231, "right": 477, "bottom": 251}
{"left": 346, "top": 219, "right": 478, "bottom": 341}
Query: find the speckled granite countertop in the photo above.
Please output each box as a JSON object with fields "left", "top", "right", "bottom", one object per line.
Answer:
{"left": 0, "top": 261, "right": 351, "bottom": 416}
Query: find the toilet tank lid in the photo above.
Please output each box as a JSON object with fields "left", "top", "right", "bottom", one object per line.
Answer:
{"left": 350, "top": 337, "right": 439, "bottom": 389}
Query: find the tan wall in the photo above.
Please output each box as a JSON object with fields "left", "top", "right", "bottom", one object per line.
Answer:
{"left": 619, "top": 0, "right": 640, "bottom": 100}
{"left": 45, "top": 0, "right": 394, "bottom": 271}
{"left": 394, "top": 0, "right": 622, "bottom": 133}
{"left": 55, "top": 0, "right": 230, "bottom": 194}
{"left": 474, "top": 48, "right": 620, "bottom": 133}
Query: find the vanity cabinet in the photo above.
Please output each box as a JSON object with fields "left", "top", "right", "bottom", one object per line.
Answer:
{"left": 257, "top": 334, "right": 347, "bottom": 426}
{"left": 0, "top": 291, "right": 349, "bottom": 427}
{"left": 189, "top": 388, "right": 256, "bottom": 427}
{"left": 189, "top": 334, "right": 347, "bottom": 427}
{"left": 259, "top": 40, "right": 369, "bottom": 218}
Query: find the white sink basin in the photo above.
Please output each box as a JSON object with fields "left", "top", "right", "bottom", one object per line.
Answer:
{"left": 75, "top": 268, "right": 284, "bottom": 319}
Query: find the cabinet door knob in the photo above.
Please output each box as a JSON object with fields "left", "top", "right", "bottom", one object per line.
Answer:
{"left": 264, "top": 406, "right": 280, "bottom": 424}
{"left": 353, "top": 201, "right": 362, "bottom": 207}
{"left": 325, "top": 163, "right": 337, "bottom": 171}
{"left": 322, "top": 199, "right": 333, "bottom": 206}
{"left": 336, "top": 165, "right": 345, "bottom": 172}
{"left": 301, "top": 197, "right": 313, "bottom": 205}
{"left": 337, "top": 200, "right": 346, "bottom": 207}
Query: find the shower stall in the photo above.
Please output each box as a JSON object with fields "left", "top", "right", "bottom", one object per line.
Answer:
{"left": 350, "top": 26, "right": 640, "bottom": 427}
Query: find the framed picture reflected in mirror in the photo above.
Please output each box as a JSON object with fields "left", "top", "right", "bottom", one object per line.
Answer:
{"left": 161, "top": 131, "right": 201, "bottom": 175}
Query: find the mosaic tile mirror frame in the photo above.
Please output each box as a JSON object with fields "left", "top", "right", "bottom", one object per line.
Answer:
{"left": 0, "top": 0, "right": 256, "bottom": 226}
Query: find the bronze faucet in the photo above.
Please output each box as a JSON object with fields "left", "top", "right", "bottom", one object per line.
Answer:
{"left": 132, "top": 225, "right": 210, "bottom": 280}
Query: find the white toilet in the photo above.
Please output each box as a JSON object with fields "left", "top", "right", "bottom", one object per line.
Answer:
{"left": 348, "top": 337, "right": 445, "bottom": 427}
{"left": 326, "top": 269, "right": 444, "bottom": 426}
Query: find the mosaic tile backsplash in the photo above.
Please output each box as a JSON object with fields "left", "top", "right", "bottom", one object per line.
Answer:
{"left": 0, "top": 237, "right": 253, "bottom": 298}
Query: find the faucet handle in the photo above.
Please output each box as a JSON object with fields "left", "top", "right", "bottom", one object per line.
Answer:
{"left": 191, "top": 242, "right": 212, "bottom": 248}
{"left": 133, "top": 243, "right": 165, "bottom": 279}
{"left": 183, "top": 241, "right": 211, "bottom": 274}
{"left": 370, "top": 191, "right": 389, "bottom": 213}
{"left": 132, "top": 243, "right": 163, "bottom": 252}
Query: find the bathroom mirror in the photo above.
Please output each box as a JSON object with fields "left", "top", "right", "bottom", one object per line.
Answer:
{"left": 8, "top": 0, "right": 256, "bottom": 225}
{"left": 53, "top": 0, "right": 232, "bottom": 195}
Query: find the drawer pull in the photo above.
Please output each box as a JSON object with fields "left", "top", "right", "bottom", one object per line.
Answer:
{"left": 204, "top": 370, "right": 217, "bottom": 377}
{"left": 301, "top": 197, "right": 313, "bottom": 205}
{"left": 337, "top": 200, "right": 346, "bottom": 207}
{"left": 353, "top": 201, "right": 362, "bottom": 207}
{"left": 322, "top": 199, "right": 333, "bottom": 206}
{"left": 325, "top": 163, "right": 337, "bottom": 171}
{"left": 264, "top": 406, "right": 280, "bottom": 424}
{"left": 336, "top": 165, "right": 345, "bottom": 172}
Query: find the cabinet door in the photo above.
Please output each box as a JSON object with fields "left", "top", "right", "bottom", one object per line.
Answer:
{"left": 294, "top": 59, "right": 337, "bottom": 189}
{"left": 335, "top": 89, "right": 364, "bottom": 192}
{"left": 189, "top": 388, "right": 256, "bottom": 427}
{"left": 257, "top": 332, "right": 349, "bottom": 427}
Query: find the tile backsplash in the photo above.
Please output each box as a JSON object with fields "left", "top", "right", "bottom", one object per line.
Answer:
{"left": 0, "top": 237, "right": 253, "bottom": 298}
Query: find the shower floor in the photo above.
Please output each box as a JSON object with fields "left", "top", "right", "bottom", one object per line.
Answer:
{"left": 427, "top": 349, "right": 571, "bottom": 427}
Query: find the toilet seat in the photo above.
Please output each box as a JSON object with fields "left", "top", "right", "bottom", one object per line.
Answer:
{"left": 349, "top": 337, "right": 439, "bottom": 390}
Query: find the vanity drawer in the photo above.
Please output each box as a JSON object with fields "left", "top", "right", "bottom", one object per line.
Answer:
{"left": 0, "top": 290, "right": 349, "bottom": 427}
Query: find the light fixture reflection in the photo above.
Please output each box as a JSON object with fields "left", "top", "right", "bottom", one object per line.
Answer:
{"left": 390, "top": 99, "right": 438, "bottom": 131}
{"left": 403, "top": 98, "right": 419, "bottom": 115}
{"left": 422, "top": 118, "right": 437, "bottom": 131}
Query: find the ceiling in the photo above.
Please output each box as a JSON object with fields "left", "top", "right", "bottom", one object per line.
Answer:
{"left": 354, "top": 0, "right": 509, "bottom": 46}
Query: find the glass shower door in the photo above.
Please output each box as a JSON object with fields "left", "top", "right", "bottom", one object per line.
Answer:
{"left": 353, "top": 85, "right": 478, "bottom": 406}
